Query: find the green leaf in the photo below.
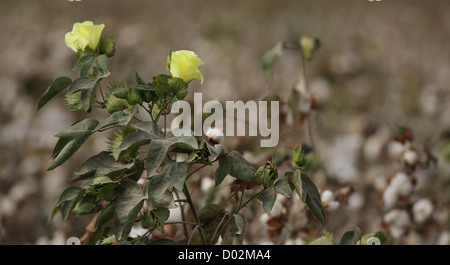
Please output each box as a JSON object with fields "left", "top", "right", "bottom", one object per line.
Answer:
{"left": 135, "top": 71, "right": 146, "bottom": 85}
{"left": 228, "top": 151, "right": 256, "bottom": 182}
{"left": 48, "top": 118, "right": 99, "bottom": 170}
{"left": 274, "top": 179, "right": 291, "bottom": 198}
{"left": 146, "top": 135, "right": 198, "bottom": 177}
{"left": 214, "top": 151, "right": 256, "bottom": 186}
{"left": 231, "top": 214, "right": 246, "bottom": 245}
{"left": 301, "top": 173, "right": 327, "bottom": 228}
{"left": 257, "top": 187, "right": 277, "bottom": 214}
{"left": 287, "top": 170, "right": 303, "bottom": 199}
{"left": 147, "top": 161, "right": 188, "bottom": 200}
{"left": 66, "top": 76, "right": 97, "bottom": 95}
{"left": 262, "top": 41, "right": 283, "bottom": 84}
{"left": 198, "top": 204, "right": 226, "bottom": 244}
{"left": 93, "top": 107, "right": 138, "bottom": 132}
{"left": 73, "top": 194, "right": 102, "bottom": 215}
{"left": 96, "top": 201, "right": 117, "bottom": 230}
{"left": 55, "top": 186, "right": 83, "bottom": 207}
{"left": 74, "top": 151, "right": 134, "bottom": 178}
{"left": 142, "top": 207, "right": 170, "bottom": 232}
{"left": 339, "top": 227, "right": 361, "bottom": 245}
{"left": 114, "top": 180, "right": 146, "bottom": 240}
{"left": 149, "top": 190, "right": 176, "bottom": 209}
{"left": 115, "top": 121, "right": 161, "bottom": 161}
{"left": 50, "top": 186, "right": 84, "bottom": 221}
{"left": 74, "top": 54, "right": 95, "bottom": 71}
{"left": 215, "top": 155, "right": 231, "bottom": 186}
{"left": 233, "top": 214, "right": 245, "bottom": 234}
{"left": 37, "top": 76, "right": 72, "bottom": 111}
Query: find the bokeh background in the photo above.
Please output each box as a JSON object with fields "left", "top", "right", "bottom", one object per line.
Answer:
{"left": 1, "top": 0, "right": 450, "bottom": 245}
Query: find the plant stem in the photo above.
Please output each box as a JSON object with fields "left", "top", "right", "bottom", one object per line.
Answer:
{"left": 183, "top": 183, "right": 207, "bottom": 245}
{"left": 209, "top": 190, "right": 262, "bottom": 244}
{"left": 174, "top": 190, "right": 189, "bottom": 240}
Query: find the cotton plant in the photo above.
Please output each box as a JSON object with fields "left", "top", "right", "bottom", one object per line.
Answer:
{"left": 37, "top": 21, "right": 335, "bottom": 245}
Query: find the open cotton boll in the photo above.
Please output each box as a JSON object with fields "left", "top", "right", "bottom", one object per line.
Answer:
{"left": 321, "top": 190, "right": 334, "bottom": 204}
{"left": 205, "top": 127, "right": 224, "bottom": 144}
{"left": 384, "top": 209, "right": 410, "bottom": 239}
{"left": 412, "top": 199, "right": 433, "bottom": 224}
{"left": 383, "top": 172, "right": 413, "bottom": 209}
{"left": 402, "top": 149, "right": 418, "bottom": 166}
{"left": 201, "top": 177, "right": 215, "bottom": 192}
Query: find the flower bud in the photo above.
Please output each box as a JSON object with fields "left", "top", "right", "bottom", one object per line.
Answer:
{"left": 253, "top": 161, "right": 278, "bottom": 187}
{"left": 300, "top": 36, "right": 320, "bottom": 61}
{"left": 291, "top": 145, "right": 308, "bottom": 169}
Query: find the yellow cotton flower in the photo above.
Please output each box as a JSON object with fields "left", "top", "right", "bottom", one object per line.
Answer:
{"left": 65, "top": 21, "right": 105, "bottom": 52}
{"left": 169, "top": 50, "right": 204, "bottom": 84}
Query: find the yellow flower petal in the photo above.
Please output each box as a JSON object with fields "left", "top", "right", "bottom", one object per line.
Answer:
{"left": 169, "top": 50, "right": 204, "bottom": 84}
{"left": 65, "top": 21, "right": 105, "bottom": 52}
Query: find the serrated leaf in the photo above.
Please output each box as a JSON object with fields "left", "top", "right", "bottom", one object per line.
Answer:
{"left": 274, "top": 179, "right": 291, "bottom": 198}
{"left": 262, "top": 41, "right": 283, "bottom": 84}
{"left": 339, "top": 227, "right": 361, "bottom": 245}
{"left": 48, "top": 118, "right": 99, "bottom": 170}
{"left": 37, "top": 76, "right": 72, "bottom": 110}
{"left": 257, "top": 187, "right": 277, "bottom": 214}
{"left": 146, "top": 135, "right": 198, "bottom": 177}
{"left": 114, "top": 180, "right": 146, "bottom": 240}
{"left": 73, "top": 194, "right": 102, "bottom": 215}
{"left": 74, "top": 151, "right": 134, "bottom": 178}
{"left": 301, "top": 173, "right": 327, "bottom": 228}
{"left": 93, "top": 107, "right": 138, "bottom": 132}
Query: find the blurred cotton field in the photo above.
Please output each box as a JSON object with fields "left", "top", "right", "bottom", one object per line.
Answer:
{"left": 1, "top": 0, "right": 450, "bottom": 245}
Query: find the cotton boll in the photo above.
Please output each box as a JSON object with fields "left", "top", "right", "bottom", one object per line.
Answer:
{"left": 348, "top": 192, "right": 364, "bottom": 211}
{"left": 321, "top": 190, "right": 334, "bottom": 204}
{"left": 260, "top": 213, "right": 269, "bottom": 224}
{"left": 387, "top": 141, "right": 407, "bottom": 159}
{"left": 383, "top": 172, "right": 413, "bottom": 209}
{"left": 402, "top": 149, "right": 418, "bottom": 166}
{"left": 384, "top": 209, "right": 410, "bottom": 239}
{"left": 412, "top": 199, "right": 433, "bottom": 224}
{"left": 205, "top": 127, "right": 224, "bottom": 144}
{"left": 201, "top": 177, "right": 215, "bottom": 192}
{"left": 327, "top": 201, "right": 340, "bottom": 211}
